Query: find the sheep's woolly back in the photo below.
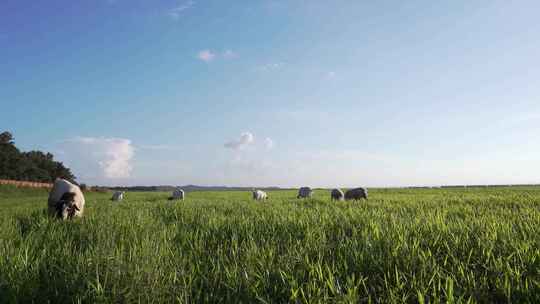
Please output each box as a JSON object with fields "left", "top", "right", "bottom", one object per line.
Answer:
{"left": 298, "top": 187, "right": 313, "bottom": 198}
{"left": 345, "top": 187, "right": 368, "bottom": 200}
{"left": 48, "top": 179, "right": 85, "bottom": 218}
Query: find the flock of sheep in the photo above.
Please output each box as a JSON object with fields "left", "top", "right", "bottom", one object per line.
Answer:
{"left": 47, "top": 178, "right": 368, "bottom": 220}
{"left": 253, "top": 186, "right": 368, "bottom": 201}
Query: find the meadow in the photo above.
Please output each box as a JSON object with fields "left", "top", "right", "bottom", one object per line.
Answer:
{"left": 0, "top": 185, "right": 539, "bottom": 303}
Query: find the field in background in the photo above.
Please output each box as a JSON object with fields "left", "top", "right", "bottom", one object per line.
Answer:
{"left": 0, "top": 179, "right": 52, "bottom": 189}
{"left": 0, "top": 186, "right": 539, "bottom": 303}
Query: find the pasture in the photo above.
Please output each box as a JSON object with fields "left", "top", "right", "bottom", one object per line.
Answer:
{"left": 0, "top": 186, "right": 539, "bottom": 303}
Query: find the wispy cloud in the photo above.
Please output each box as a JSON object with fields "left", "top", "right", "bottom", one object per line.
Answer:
{"left": 256, "top": 62, "right": 284, "bottom": 72}
{"left": 197, "top": 49, "right": 216, "bottom": 62}
{"left": 196, "top": 49, "right": 238, "bottom": 62}
{"left": 224, "top": 132, "right": 254, "bottom": 150}
{"left": 326, "top": 71, "right": 336, "bottom": 79}
{"left": 137, "top": 144, "right": 183, "bottom": 151}
{"left": 222, "top": 132, "right": 276, "bottom": 185}
{"left": 168, "top": 1, "right": 195, "bottom": 19}
{"left": 264, "top": 137, "right": 274, "bottom": 149}
{"left": 224, "top": 132, "right": 274, "bottom": 151}
{"left": 223, "top": 49, "right": 238, "bottom": 59}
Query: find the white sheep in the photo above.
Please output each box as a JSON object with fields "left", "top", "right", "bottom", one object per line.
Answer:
{"left": 252, "top": 190, "right": 268, "bottom": 201}
{"left": 48, "top": 178, "right": 85, "bottom": 220}
{"left": 111, "top": 191, "right": 125, "bottom": 202}
{"left": 169, "top": 188, "right": 185, "bottom": 200}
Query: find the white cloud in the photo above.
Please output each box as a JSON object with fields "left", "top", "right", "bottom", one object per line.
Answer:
{"left": 220, "top": 133, "right": 279, "bottom": 186}
{"left": 264, "top": 137, "right": 274, "bottom": 149}
{"left": 197, "top": 49, "right": 216, "bottom": 62}
{"left": 168, "top": 1, "right": 195, "bottom": 19}
{"left": 326, "top": 71, "right": 336, "bottom": 79}
{"left": 224, "top": 132, "right": 254, "bottom": 150}
{"left": 59, "top": 137, "right": 135, "bottom": 181}
{"left": 223, "top": 132, "right": 273, "bottom": 151}
{"left": 223, "top": 49, "right": 238, "bottom": 59}
{"left": 197, "top": 49, "right": 237, "bottom": 62}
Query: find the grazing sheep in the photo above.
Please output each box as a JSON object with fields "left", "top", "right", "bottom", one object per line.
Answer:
{"left": 169, "top": 188, "right": 185, "bottom": 200}
{"left": 111, "top": 191, "right": 124, "bottom": 202}
{"left": 252, "top": 190, "right": 268, "bottom": 201}
{"left": 345, "top": 187, "right": 368, "bottom": 200}
{"left": 47, "top": 178, "right": 85, "bottom": 220}
{"left": 297, "top": 187, "right": 313, "bottom": 199}
{"left": 331, "top": 188, "right": 344, "bottom": 201}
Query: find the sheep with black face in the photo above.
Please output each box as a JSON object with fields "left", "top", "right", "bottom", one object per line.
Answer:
{"left": 331, "top": 188, "right": 344, "bottom": 201}
{"left": 48, "top": 178, "right": 85, "bottom": 220}
{"left": 111, "top": 191, "right": 125, "bottom": 202}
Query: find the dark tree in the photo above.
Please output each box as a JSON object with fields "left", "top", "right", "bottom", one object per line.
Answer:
{"left": 0, "top": 132, "right": 14, "bottom": 145}
{"left": 51, "top": 161, "right": 76, "bottom": 184}
{"left": 0, "top": 131, "right": 77, "bottom": 183}
{"left": 0, "top": 143, "right": 24, "bottom": 180}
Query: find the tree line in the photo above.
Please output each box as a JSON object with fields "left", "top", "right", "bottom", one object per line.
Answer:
{"left": 0, "top": 131, "right": 76, "bottom": 183}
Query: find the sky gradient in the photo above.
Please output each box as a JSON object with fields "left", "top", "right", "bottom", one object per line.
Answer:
{"left": 1, "top": 0, "right": 539, "bottom": 187}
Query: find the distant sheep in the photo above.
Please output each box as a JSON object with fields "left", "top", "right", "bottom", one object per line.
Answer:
{"left": 344, "top": 187, "right": 368, "bottom": 200}
{"left": 252, "top": 190, "right": 268, "bottom": 201}
{"left": 169, "top": 188, "right": 185, "bottom": 200}
{"left": 331, "top": 188, "right": 344, "bottom": 201}
{"left": 112, "top": 191, "right": 124, "bottom": 202}
{"left": 47, "top": 178, "right": 85, "bottom": 220}
{"left": 297, "top": 187, "right": 313, "bottom": 199}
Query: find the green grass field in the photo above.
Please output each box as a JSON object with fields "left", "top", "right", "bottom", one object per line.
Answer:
{"left": 0, "top": 185, "right": 539, "bottom": 303}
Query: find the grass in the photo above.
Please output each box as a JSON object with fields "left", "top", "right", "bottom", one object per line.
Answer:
{"left": 0, "top": 185, "right": 539, "bottom": 303}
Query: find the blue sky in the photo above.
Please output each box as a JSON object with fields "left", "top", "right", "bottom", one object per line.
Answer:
{"left": 1, "top": 0, "right": 539, "bottom": 187}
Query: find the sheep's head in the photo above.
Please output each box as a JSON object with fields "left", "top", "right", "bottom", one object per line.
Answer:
{"left": 56, "top": 192, "right": 79, "bottom": 220}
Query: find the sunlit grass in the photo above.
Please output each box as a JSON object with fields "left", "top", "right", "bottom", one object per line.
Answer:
{"left": 0, "top": 186, "right": 539, "bottom": 303}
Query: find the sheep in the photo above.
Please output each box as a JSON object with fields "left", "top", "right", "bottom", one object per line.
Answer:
{"left": 297, "top": 187, "right": 313, "bottom": 199}
{"left": 169, "top": 188, "right": 185, "bottom": 200}
{"left": 252, "top": 190, "right": 268, "bottom": 201}
{"left": 344, "top": 187, "right": 368, "bottom": 200}
{"left": 47, "top": 178, "right": 85, "bottom": 220}
{"left": 331, "top": 188, "right": 344, "bottom": 201}
{"left": 111, "top": 191, "right": 124, "bottom": 202}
